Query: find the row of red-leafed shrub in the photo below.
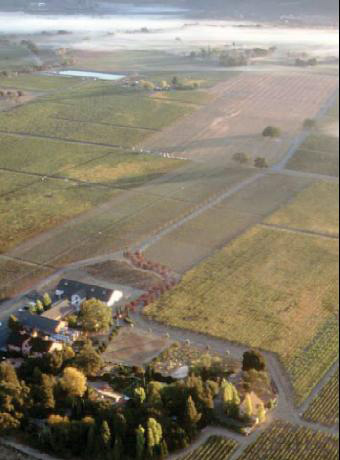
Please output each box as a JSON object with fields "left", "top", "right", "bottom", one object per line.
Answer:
{"left": 124, "top": 250, "right": 173, "bottom": 280}
{"left": 122, "top": 251, "right": 179, "bottom": 312}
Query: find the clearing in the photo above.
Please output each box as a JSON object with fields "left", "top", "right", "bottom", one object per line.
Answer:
{"left": 102, "top": 327, "right": 171, "bottom": 368}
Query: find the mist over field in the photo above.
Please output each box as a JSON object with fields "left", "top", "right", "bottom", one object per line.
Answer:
{"left": 0, "top": 11, "right": 338, "bottom": 55}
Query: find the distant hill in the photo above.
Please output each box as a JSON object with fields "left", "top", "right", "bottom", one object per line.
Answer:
{"left": 0, "top": 0, "right": 338, "bottom": 20}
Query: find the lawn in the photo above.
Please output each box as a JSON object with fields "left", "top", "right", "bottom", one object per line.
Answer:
{"left": 145, "top": 226, "right": 339, "bottom": 402}
{"left": 265, "top": 181, "right": 339, "bottom": 236}
{"left": 238, "top": 420, "right": 338, "bottom": 460}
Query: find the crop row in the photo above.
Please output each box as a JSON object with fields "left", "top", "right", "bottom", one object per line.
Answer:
{"left": 180, "top": 436, "right": 238, "bottom": 460}
{"left": 303, "top": 371, "right": 339, "bottom": 426}
{"left": 238, "top": 420, "right": 338, "bottom": 460}
{"left": 283, "top": 316, "right": 339, "bottom": 406}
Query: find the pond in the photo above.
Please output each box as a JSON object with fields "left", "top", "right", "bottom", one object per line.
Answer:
{"left": 57, "top": 70, "right": 126, "bottom": 80}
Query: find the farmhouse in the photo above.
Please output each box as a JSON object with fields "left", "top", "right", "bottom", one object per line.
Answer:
{"left": 16, "top": 311, "right": 79, "bottom": 344}
{"left": 7, "top": 331, "right": 63, "bottom": 357}
{"left": 42, "top": 299, "right": 77, "bottom": 321}
{"left": 17, "top": 311, "right": 67, "bottom": 337}
{"left": 55, "top": 279, "right": 123, "bottom": 308}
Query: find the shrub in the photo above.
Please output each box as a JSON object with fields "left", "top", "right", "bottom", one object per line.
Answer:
{"left": 262, "top": 126, "right": 281, "bottom": 138}
{"left": 232, "top": 152, "right": 249, "bottom": 164}
{"left": 303, "top": 118, "right": 317, "bottom": 129}
{"left": 254, "top": 157, "right": 268, "bottom": 168}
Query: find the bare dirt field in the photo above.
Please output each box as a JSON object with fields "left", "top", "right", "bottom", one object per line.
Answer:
{"left": 102, "top": 327, "right": 171, "bottom": 367}
{"left": 84, "top": 260, "right": 162, "bottom": 290}
{"left": 141, "top": 72, "right": 338, "bottom": 164}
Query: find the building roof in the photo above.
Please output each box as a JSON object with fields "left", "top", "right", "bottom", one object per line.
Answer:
{"left": 55, "top": 279, "right": 115, "bottom": 303}
{"left": 42, "top": 299, "right": 76, "bottom": 321}
{"left": 7, "top": 331, "right": 30, "bottom": 348}
{"left": 30, "top": 337, "right": 54, "bottom": 353}
{"left": 17, "top": 311, "right": 62, "bottom": 336}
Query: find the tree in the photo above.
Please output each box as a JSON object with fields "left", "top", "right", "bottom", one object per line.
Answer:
{"left": 99, "top": 420, "right": 111, "bottom": 453}
{"left": 79, "top": 299, "right": 112, "bottom": 333}
{"left": 36, "top": 299, "right": 44, "bottom": 314}
{"left": 172, "top": 76, "right": 179, "bottom": 87}
{"left": 243, "top": 393, "right": 253, "bottom": 417}
{"left": 60, "top": 367, "right": 87, "bottom": 398}
{"left": 262, "top": 126, "right": 281, "bottom": 138}
{"left": 221, "top": 380, "right": 240, "bottom": 418}
{"left": 184, "top": 396, "right": 201, "bottom": 436}
{"left": 254, "top": 157, "right": 268, "bottom": 168}
{"left": 37, "top": 373, "right": 56, "bottom": 411}
{"left": 242, "top": 350, "right": 266, "bottom": 372}
{"left": 0, "top": 362, "right": 20, "bottom": 387}
{"left": 136, "top": 424, "right": 145, "bottom": 460}
{"left": 0, "top": 412, "right": 20, "bottom": 434}
{"left": 258, "top": 401, "right": 267, "bottom": 423}
{"left": 43, "top": 293, "right": 52, "bottom": 310}
{"left": 133, "top": 386, "right": 146, "bottom": 406}
{"left": 147, "top": 418, "right": 163, "bottom": 458}
{"left": 73, "top": 340, "right": 103, "bottom": 376}
{"left": 8, "top": 315, "right": 21, "bottom": 332}
{"left": 232, "top": 152, "right": 249, "bottom": 164}
{"left": 113, "top": 435, "right": 123, "bottom": 460}
{"left": 303, "top": 118, "right": 317, "bottom": 129}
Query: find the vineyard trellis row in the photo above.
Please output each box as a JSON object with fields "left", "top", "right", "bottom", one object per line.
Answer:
{"left": 180, "top": 436, "right": 238, "bottom": 460}
{"left": 238, "top": 420, "right": 338, "bottom": 460}
{"left": 304, "top": 371, "right": 339, "bottom": 426}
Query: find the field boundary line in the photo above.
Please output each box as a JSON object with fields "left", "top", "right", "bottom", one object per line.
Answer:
{"left": 260, "top": 223, "right": 339, "bottom": 240}
{"left": 51, "top": 116, "right": 161, "bottom": 132}
{"left": 0, "top": 130, "right": 124, "bottom": 149}
{"left": 299, "top": 361, "right": 339, "bottom": 414}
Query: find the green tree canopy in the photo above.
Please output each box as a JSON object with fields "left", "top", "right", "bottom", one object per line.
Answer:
{"left": 79, "top": 299, "right": 112, "bottom": 333}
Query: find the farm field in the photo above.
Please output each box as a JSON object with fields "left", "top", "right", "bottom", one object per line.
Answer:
{"left": 0, "top": 83, "right": 199, "bottom": 147}
{"left": 145, "top": 172, "right": 311, "bottom": 272}
{"left": 0, "top": 42, "right": 36, "bottom": 71}
{"left": 102, "top": 328, "right": 171, "bottom": 367}
{"left": 142, "top": 72, "right": 338, "bottom": 163}
{"left": 303, "top": 371, "right": 339, "bottom": 426}
{"left": 84, "top": 260, "right": 162, "bottom": 290}
{"left": 179, "top": 436, "right": 238, "bottom": 460}
{"left": 145, "top": 226, "right": 339, "bottom": 402}
{"left": 265, "top": 180, "right": 339, "bottom": 236}
{"left": 0, "top": 73, "right": 80, "bottom": 91}
{"left": 0, "top": 177, "right": 122, "bottom": 253}
{"left": 282, "top": 315, "right": 339, "bottom": 406}
{"left": 238, "top": 420, "right": 339, "bottom": 460}
{"left": 286, "top": 106, "right": 339, "bottom": 177}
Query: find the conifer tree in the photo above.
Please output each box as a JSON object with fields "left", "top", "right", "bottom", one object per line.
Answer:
{"left": 136, "top": 424, "right": 145, "bottom": 460}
